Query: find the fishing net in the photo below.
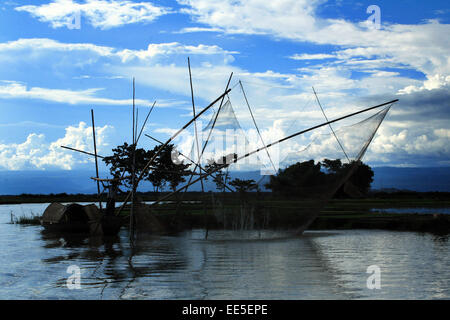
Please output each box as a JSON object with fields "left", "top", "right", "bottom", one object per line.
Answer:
{"left": 151, "top": 82, "right": 395, "bottom": 239}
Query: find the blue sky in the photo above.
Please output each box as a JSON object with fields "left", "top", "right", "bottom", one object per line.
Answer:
{"left": 0, "top": 0, "right": 449, "bottom": 173}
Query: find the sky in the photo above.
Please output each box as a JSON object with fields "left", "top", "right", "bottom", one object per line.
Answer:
{"left": 0, "top": 0, "right": 449, "bottom": 173}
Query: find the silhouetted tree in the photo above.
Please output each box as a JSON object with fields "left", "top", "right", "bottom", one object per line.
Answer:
{"left": 103, "top": 142, "right": 191, "bottom": 193}
{"left": 205, "top": 161, "right": 229, "bottom": 192}
{"left": 266, "top": 159, "right": 374, "bottom": 198}
{"left": 103, "top": 142, "right": 154, "bottom": 189}
{"left": 265, "top": 160, "right": 325, "bottom": 197}
{"left": 337, "top": 161, "right": 374, "bottom": 196}
{"left": 321, "top": 159, "right": 342, "bottom": 174}
{"left": 153, "top": 144, "right": 191, "bottom": 192}
{"left": 229, "top": 178, "right": 258, "bottom": 193}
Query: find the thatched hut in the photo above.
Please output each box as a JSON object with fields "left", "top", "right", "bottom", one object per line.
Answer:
{"left": 41, "top": 203, "right": 103, "bottom": 235}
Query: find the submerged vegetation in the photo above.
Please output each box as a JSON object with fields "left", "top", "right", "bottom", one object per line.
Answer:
{"left": 10, "top": 212, "right": 41, "bottom": 225}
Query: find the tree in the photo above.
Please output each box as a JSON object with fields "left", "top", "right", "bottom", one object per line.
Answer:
{"left": 265, "top": 159, "right": 374, "bottom": 198}
{"left": 265, "top": 160, "right": 325, "bottom": 197}
{"left": 103, "top": 142, "right": 191, "bottom": 193}
{"left": 205, "top": 159, "right": 232, "bottom": 192}
{"left": 103, "top": 142, "right": 153, "bottom": 189}
{"left": 340, "top": 161, "right": 374, "bottom": 195}
{"left": 153, "top": 144, "right": 191, "bottom": 192}
{"left": 321, "top": 159, "right": 342, "bottom": 174}
{"left": 229, "top": 178, "right": 258, "bottom": 193}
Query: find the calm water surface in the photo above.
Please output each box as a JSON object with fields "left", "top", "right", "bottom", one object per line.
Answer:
{"left": 371, "top": 207, "right": 450, "bottom": 215}
{"left": 1, "top": 203, "right": 449, "bottom": 299}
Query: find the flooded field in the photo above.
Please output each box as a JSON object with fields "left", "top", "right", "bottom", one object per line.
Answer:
{"left": 0, "top": 203, "right": 449, "bottom": 299}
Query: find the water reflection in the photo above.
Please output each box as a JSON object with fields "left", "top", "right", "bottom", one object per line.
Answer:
{"left": 33, "top": 229, "right": 353, "bottom": 299}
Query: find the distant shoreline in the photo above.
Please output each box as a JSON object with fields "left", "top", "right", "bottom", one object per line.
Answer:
{"left": 1, "top": 190, "right": 450, "bottom": 205}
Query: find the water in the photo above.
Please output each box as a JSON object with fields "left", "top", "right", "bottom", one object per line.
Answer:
{"left": 1, "top": 203, "right": 449, "bottom": 300}
{"left": 371, "top": 207, "right": 450, "bottom": 215}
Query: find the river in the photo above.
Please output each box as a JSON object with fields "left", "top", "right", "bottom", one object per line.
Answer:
{"left": 0, "top": 203, "right": 449, "bottom": 299}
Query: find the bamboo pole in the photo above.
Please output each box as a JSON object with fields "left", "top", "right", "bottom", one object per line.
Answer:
{"left": 136, "top": 101, "right": 156, "bottom": 144}
{"left": 91, "top": 109, "right": 102, "bottom": 210}
{"left": 61, "top": 145, "right": 105, "bottom": 159}
{"left": 130, "top": 78, "right": 137, "bottom": 241}
{"left": 312, "top": 86, "right": 350, "bottom": 162}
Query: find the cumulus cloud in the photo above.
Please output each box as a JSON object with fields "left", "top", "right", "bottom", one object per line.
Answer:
{"left": 15, "top": 0, "right": 171, "bottom": 29}
{"left": 115, "top": 42, "right": 238, "bottom": 63}
{"left": 360, "top": 85, "right": 450, "bottom": 166}
{"left": 0, "top": 122, "right": 113, "bottom": 170}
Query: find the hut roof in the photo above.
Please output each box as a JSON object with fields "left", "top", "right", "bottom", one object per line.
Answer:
{"left": 41, "top": 202, "right": 66, "bottom": 224}
{"left": 41, "top": 203, "right": 101, "bottom": 224}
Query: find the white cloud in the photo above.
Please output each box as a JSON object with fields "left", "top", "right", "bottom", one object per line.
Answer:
{"left": 398, "top": 74, "right": 450, "bottom": 94}
{"left": 0, "top": 80, "right": 153, "bottom": 106}
{"left": 0, "top": 38, "right": 234, "bottom": 62}
{"left": 290, "top": 53, "right": 335, "bottom": 60}
{"left": 0, "top": 122, "right": 113, "bottom": 170}
{"left": 178, "top": 0, "right": 319, "bottom": 37}
{"left": 174, "top": 27, "right": 223, "bottom": 34}
{"left": 15, "top": 0, "right": 171, "bottom": 29}
{"left": 366, "top": 119, "right": 450, "bottom": 166}
{"left": 116, "top": 42, "right": 238, "bottom": 63}
{"left": 0, "top": 37, "right": 114, "bottom": 55}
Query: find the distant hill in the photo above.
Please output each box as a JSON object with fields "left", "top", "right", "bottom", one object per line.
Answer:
{"left": 0, "top": 170, "right": 103, "bottom": 195}
{"left": 371, "top": 167, "right": 450, "bottom": 192}
{"left": 0, "top": 167, "right": 448, "bottom": 195}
